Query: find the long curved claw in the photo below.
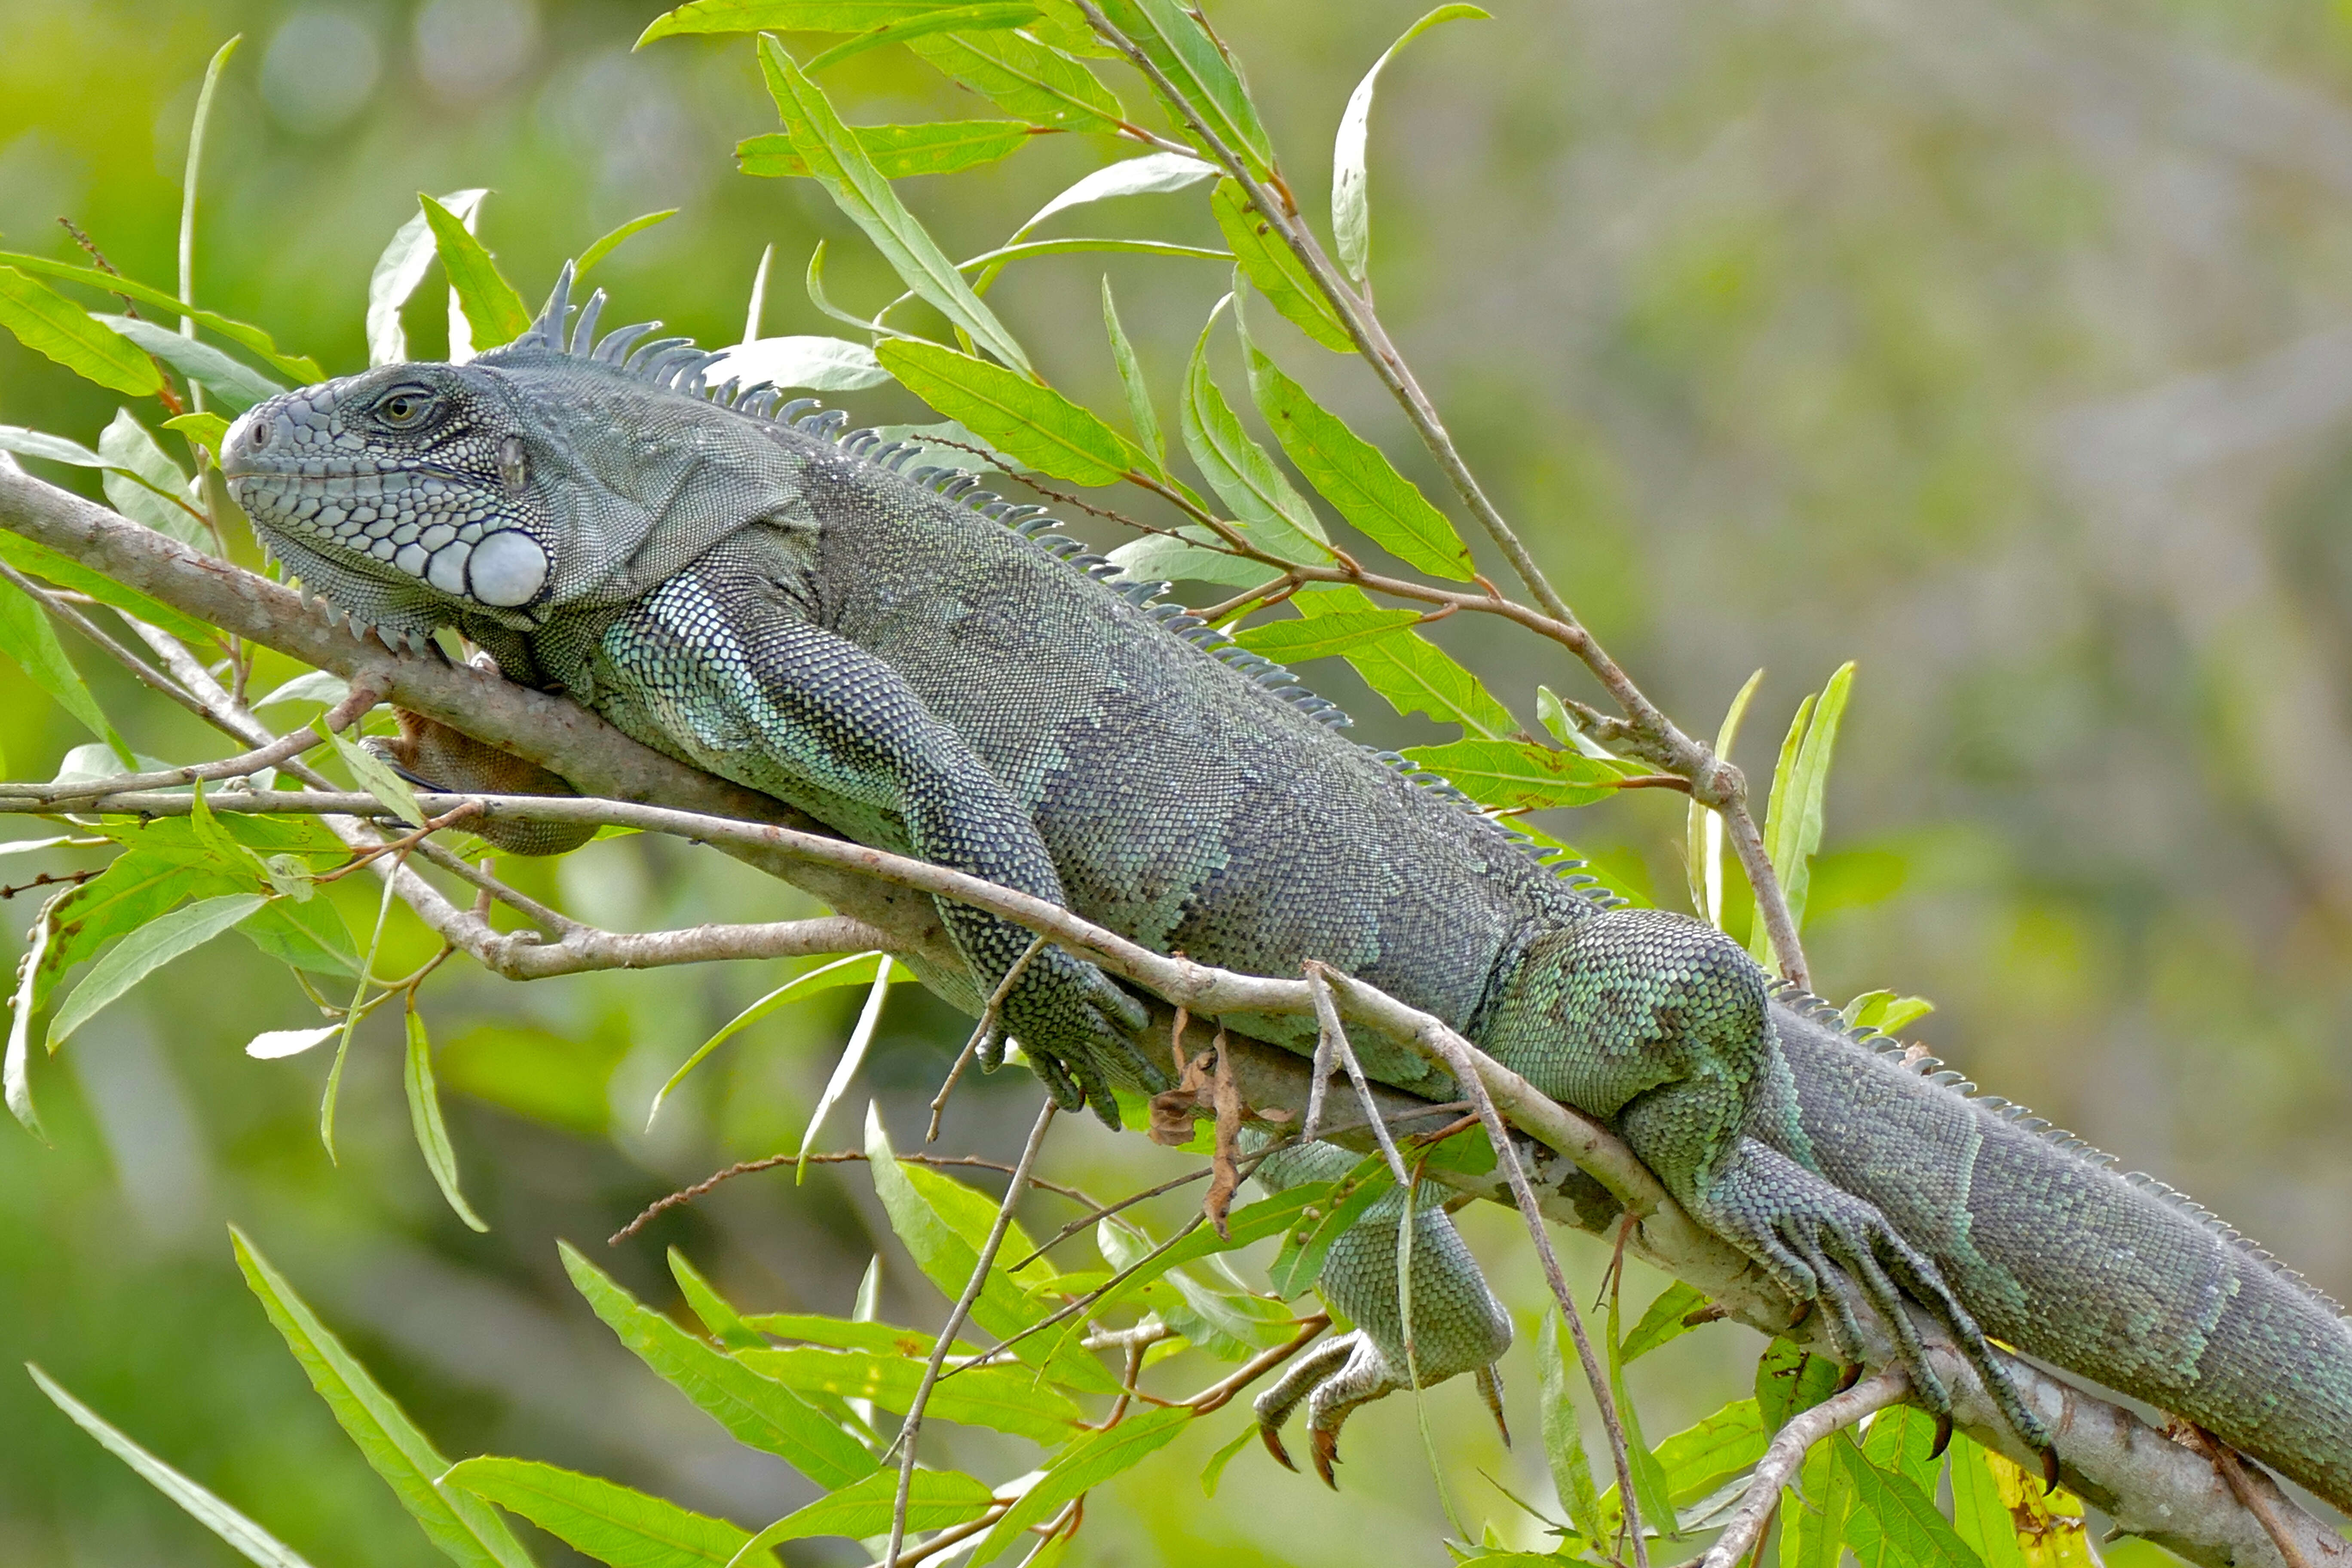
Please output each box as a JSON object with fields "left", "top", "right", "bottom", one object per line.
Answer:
{"left": 1254, "top": 1336, "right": 1354, "bottom": 1477}
{"left": 1311, "top": 1425, "right": 1342, "bottom": 1488}
{"left": 1476, "top": 1364, "right": 1510, "bottom": 1448}
{"left": 1931, "top": 1412, "right": 1954, "bottom": 1459}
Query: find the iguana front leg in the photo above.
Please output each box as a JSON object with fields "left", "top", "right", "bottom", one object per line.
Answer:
{"left": 596, "top": 551, "right": 1155, "bottom": 1120}
{"left": 368, "top": 703, "right": 598, "bottom": 858}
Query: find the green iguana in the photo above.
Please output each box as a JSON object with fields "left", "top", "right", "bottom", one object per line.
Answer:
{"left": 217, "top": 271, "right": 2352, "bottom": 1507}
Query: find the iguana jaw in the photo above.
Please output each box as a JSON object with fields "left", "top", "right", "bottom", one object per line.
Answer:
{"left": 223, "top": 363, "right": 555, "bottom": 642}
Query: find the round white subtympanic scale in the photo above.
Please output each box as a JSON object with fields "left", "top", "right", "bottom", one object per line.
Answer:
{"left": 467, "top": 530, "right": 548, "bottom": 606}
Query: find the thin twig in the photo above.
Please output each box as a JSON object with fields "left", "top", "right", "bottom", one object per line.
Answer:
{"left": 1182, "top": 1313, "right": 1332, "bottom": 1416}
{"left": 609, "top": 1148, "right": 1096, "bottom": 1245}
{"left": 2193, "top": 1429, "right": 2315, "bottom": 1568}
{"left": 928, "top": 933, "right": 1048, "bottom": 1142}
{"left": 885, "top": 1099, "right": 1056, "bottom": 1568}
{"left": 1697, "top": 1370, "right": 1908, "bottom": 1568}
{"left": 0, "top": 562, "right": 218, "bottom": 726}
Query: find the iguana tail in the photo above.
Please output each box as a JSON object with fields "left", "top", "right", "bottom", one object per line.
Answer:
{"left": 1772, "top": 993, "right": 2352, "bottom": 1509}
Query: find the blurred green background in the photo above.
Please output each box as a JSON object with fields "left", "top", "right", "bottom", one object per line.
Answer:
{"left": 6, "top": 0, "right": 2352, "bottom": 1561}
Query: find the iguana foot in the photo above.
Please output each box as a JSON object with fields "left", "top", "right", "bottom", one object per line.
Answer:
{"left": 1252, "top": 1331, "right": 1404, "bottom": 1487}
{"left": 1697, "top": 1139, "right": 2056, "bottom": 1465}
{"left": 982, "top": 950, "right": 1154, "bottom": 1126}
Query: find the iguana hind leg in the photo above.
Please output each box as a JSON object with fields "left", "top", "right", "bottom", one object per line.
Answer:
{"left": 371, "top": 708, "right": 597, "bottom": 857}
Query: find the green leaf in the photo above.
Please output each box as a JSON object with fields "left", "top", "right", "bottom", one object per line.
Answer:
{"left": 1945, "top": 1437, "right": 2031, "bottom": 1568}
{"left": 970, "top": 1405, "right": 1193, "bottom": 1563}
{"left": 710, "top": 335, "right": 889, "bottom": 392}
{"left": 1100, "top": 278, "right": 1166, "bottom": 475}
{"left": 575, "top": 210, "right": 678, "bottom": 280}
{"left": 1749, "top": 662, "right": 1855, "bottom": 968}
{"left": 47, "top": 893, "right": 263, "bottom": 1050}
{"left": 0, "top": 266, "right": 163, "bottom": 395}
{"left": 1843, "top": 989, "right": 1936, "bottom": 1037}
{"left": 1782, "top": 1434, "right": 1856, "bottom": 1568}
{"left": 331, "top": 731, "right": 428, "bottom": 827}
{"left": 164, "top": 411, "right": 234, "bottom": 453}
{"left": 93, "top": 315, "right": 282, "bottom": 412}
{"left": 903, "top": 28, "right": 1127, "bottom": 136}
{"left": 795, "top": 956, "right": 895, "bottom": 1173}
{"left": 740, "top": 120, "right": 1039, "bottom": 181}
{"left": 735, "top": 1344, "right": 1083, "bottom": 1443}
{"left": 559, "top": 1243, "right": 873, "bottom": 1486}
{"left": 0, "top": 254, "right": 318, "bottom": 381}
{"left": 1240, "top": 333, "right": 1473, "bottom": 579}
{"left": 1836, "top": 1439, "right": 1984, "bottom": 1568}
{"left": 1265, "top": 1155, "right": 1391, "bottom": 1298}
{"left": 1104, "top": 529, "right": 1276, "bottom": 589}
{"left": 647, "top": 951, "right": 900, "bottom": 1125}
{"left": 1620, "top": 1281, "right": 1709, "bottom": 1363}
{"left": 1754, "top": 1339, "right": 1841, "bottom": 1432}
{"left": 638, "top": 0, "right": 952, "bottom": 44}
{"left": 803, "top": 3, "right": 1042, "bottom": 69}
{"left": 0, "top": 424, "right": 104, "bottom": 466}
{"left": 1686, "top": 668, "right": 1763, "bottom": 928}
{"left": 0, "top": 576, "right": 129, "bottom": 757}
{"left": 420, "top": 196, "right": 532, "bottom": 354}
{"left": 1211, "top": 183, "right": 1351, "bottom": 353}
{"left": 1603, "top": 1284, "right": 1678, "bottom": 1542}
{"left": 1096, "top": 0, "right": 1272, "bottom": 170}
{"left": 1330, "top": 6, "right": 1487, "bottom": 280}
{"left": 1017, "top": 152, "right": 1216, "bottom": 242}
{"left": 1181, "top": 301, "right": 1327, "bottom": 560}
{"left": 739, "top": 1312, "right": 977, "bottom": 1358}
{"left": 365, "top": 190, "right": 484, "bottom": 365}
{"left": 1198, "top": 1422, "right": 1256, "bottom": 1498}
{"left": 99, "top": 407, "right": 207, "bottom": 547}
{"left": 0, "top": 528, "right": 214, "bottom": 642}
{"left": 1292, "top": 585, "right": 1512, "bottom": 737}
{"left": 1229, "top": 608, "right": 1417, "bottom": 662}
{"left": 760, "top": 40, "right": 1033, "bottom": 374}
{"left": 877, "top": 339, "right": 1143, "bottom": 485}
{"left": 27, "top": 1364, "right": 321, "bottom": 1568}
{"left": 443, "top": 1457, "right": 768, "bottom": 1568}
{"left": 1055, "top": 1184, "right": 1329, "bottom": 1338}
{"left": 404, "top": 1010, "right": 489, "bottom": 1232}
{"left": 1862, "top": 1405, "right": 1941, "bottom": 1498}
{"left": 241, "top": 896, "right": 360, "bottom": 976}
{"left": 1096, "top": 1219, "right": 1293, "bottom": 1359}
{"left": 735, "top": 1467, "right": 997, "bottom": 1555}
{"left": 1402, "top": 738, "right": 1625, "bottom": 811}
{"left": 231, "top": 1230, "right": 536, "bottom": 1568}
{"left": 665, "top": 1252, "right": 768, "bottom": 1354}
{"left": 1652, "top": 1399, "right": 1767, "bottom": 1506}
{"left": 5, "top": 890, "right": 58, "bottom": 1135}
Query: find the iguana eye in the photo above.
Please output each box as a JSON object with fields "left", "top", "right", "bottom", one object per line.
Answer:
{"left": 373, "top": 387, "right": 436, "bottom": 428}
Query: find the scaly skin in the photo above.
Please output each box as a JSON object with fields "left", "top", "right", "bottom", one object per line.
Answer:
{"left": 218, "top": 271, "right": 2352, "bottom": 1504}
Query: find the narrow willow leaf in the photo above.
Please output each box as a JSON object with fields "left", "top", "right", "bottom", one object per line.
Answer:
{"left": 970, "top": 1406, "right": 1192, "bottom": 1564}
{"left": 1837, "top": 1439, "right": 1984, "bottom": 1568}
{"left": 1198, "top": 1423, "right": 1256, "bottom": 1498}
{"left": 708, "top": 334, "right": 888, "bottom": 392}
{"left": 637, "top": 0, "right": 949, "bottom": 45}
{"left": 1210, "top": 183, "right": 1351, "bottom": 352}
{"left": 1096, "top": 0, "right": 1271, "bottom": 169}
{"left": 1748, "top": 662, "right": 1854, "bottom": 966}
{"left": 1651, "top": 1400, "right": 1767, "bottom": 1505}
{"left": 3, "top": 891, "right": 59, "bottom": 1135}
{"left": 804, "top": 5, "right": 1043, "bottom": 71}
{"left": 1240, "top": 332, "right": 1472, "bottom": 579}
{"left": 666, "top": 1251, "right": 768, "bottom": 1354}
{"left": 1782, "top": 1434, "right": 1854, "bottom": 1568}
{"left": 366, "top": 190, "right": 485, "bottom": 366}
{"left": 1100, "top": 278, "right": 1166, "bottom": 475}
{"left": 47, "top": 893, "right": 263, "bottom": 1050}
{"left": 735, "top": 1467, "right": 997, "bottom": 1556}
{"left": 94, "top": 316, "right": 282, "bottom": 412}
{"left": 248, "top": 1024, "right": 342, "bottom": 1060}
{"left": 0, "top": 267, "right": 162, "bottom": 395}
{"left": 0, "top": 253, "right": 320, "bottom": 381}
{"left": 1053, "top": 1184, "right": 1327, "bottom": 1340}
{"left": 735, "top": 1344, "right": 1084, "bottom": 1442}
{"left": 795, "top": 956, "right": 892, "bottom": 1177}
{"left": 255, "top": 670, "right": 351, "bottom": 709}
{"left": 1536, "top": 1311, "right": 1600, "bottom": 1537}
{"left": 0, "top": 529, "right": 211, "bottom": 642}
{"left": 1228, "top": 607, "right": 1419, "bottom": 661}
{"left": 1265, "top": 1154, "right": 1391, "bottom": 1298}
{"left": 575, "top": 209, "right": 677, "bottom": 280}
{"left": 28, "top": 1364, "right": 320, "bottom": 1568}
{"left": 0, "top": 579, "right": 129, "bottom": 756}
{"left": 1602, "top": 1284, "right": 1678, "bottom": 1541}
{"left": 164, "top": 411, "right": 234, "bottom": 454}
{"left": 646, "top": 951, "right": 897, "bottom": 1128}
{"left": 1105, "top": 529, "right": 1275, "bottom": 589}
{"left": 404, "top": 1010, "right": 489, "bottom": 1232}
{"left": 1014, "top": 150, "right": 1216, "bottom": 241}
{"left": 1293, "top": 585, "right": 1513, "bottom": 737}
{"left": 739, "top": 120, "right": 1039, "bottom": 181}
{"left": 1946, "top": 1438, "right": 2031, "bottom": 1568}
{"left": 99, "top": 407, "right": 208, "bottom": 546}
{"left": 232, "top": 1230, "right": 535, "bottom": 1568}
{"left": 904, "top": 28, "right": 1126, "bottom": 136}
{"left": 1330, "top": 5, "right": 1488, "bottom": 280}
{"left": 878, "top": 339, "right": 1143, "bottom": 484}
{"left": 331, "top": 732, "right": 428, "bottom": 827}
{"left": 1401, "top": 739, "right": 1622, "bottom": 811}
{"left": 739, "top": 1312, "right": 974, "bottom": 1358}
{"left": 321, "top": 864, "right": 400, "bottom": 1163}
{"left": 1687, "top": 668, "right": 1763, "bottom": 929}
{"left": 1620, "top": 1280, "right": 1709, "bottom": 1363}
{"left": 1181, "top": 301, "right": 1327, "bottom": 560}
{"left": 560, "top": 1243, "right": 874, "bottom": 1486}
{"left": 420, "top": 196, "right": 531, "bottom": 354}
{"left": 1843, "top": 989, "right": 1936, "bottom": 1036}
{"left": 761, "top": 41, "right": 1031, "bottom": 372}
{"left": 443, "top": 1457, "right": 769, "bottom": 1568}
{"left": 0, "top": 425, "right": 104, "bottom": 466}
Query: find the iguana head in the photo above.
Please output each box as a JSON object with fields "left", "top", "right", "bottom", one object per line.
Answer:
{"left": 223, "top": 266, "right": 812, "bottom": 649}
